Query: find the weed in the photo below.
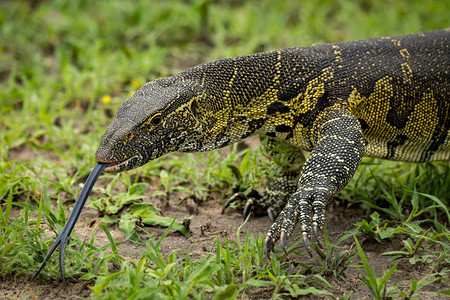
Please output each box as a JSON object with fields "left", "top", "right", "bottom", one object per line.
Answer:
{"left": 354, "top": 236, "right": 400, "bottom": 299}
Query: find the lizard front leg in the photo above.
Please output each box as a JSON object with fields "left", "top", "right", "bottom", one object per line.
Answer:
{"left": 264, "top": 107, "right": 366, "bottom": 255}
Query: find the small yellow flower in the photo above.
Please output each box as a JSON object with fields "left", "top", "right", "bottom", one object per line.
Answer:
{"left": 102, "top": 95, "right": 112, "bottom": 104}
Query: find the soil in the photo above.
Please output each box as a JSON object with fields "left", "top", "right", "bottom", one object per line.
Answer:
{"left": 1, "top": 143, "right": 449, "bottom": 299}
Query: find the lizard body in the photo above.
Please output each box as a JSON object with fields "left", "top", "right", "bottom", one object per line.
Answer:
{"left": 96, "top": 29, "right": 449, "bottom": 252}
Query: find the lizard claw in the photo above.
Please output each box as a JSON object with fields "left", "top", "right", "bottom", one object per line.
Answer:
{"left": 267, "top": 208, "right": 275, "bottom": 222}
{"left": 303, "top": 233, "right": 313, "bottom": 257}
{"left": 280, "top": 230, "right": 288, "bottom": 254}
{"left": 264, "top": 236, "right": 275, "bottom": 258}
{"left": 313, "top": 224, "right": 320, "bottom": 237}
{"left": 221, "top": 192, "right": 244, "bottom": 213}
{"left": 312, "top": 224, "right": 323, "bottom": 249}
{"left": 243, "top": 199, "right": 253, "bottom": 220}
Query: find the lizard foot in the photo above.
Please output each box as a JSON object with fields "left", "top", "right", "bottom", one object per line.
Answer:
{"left": 264, "top": 189, "right": 328, "bottom": 257}
{"left": 223, "top": 173, "right": 299, "bottom": 222}
{"left": 222, "top": 189, "right": 286, "bottom": 222}
{"left": 222, "top": 189, "right": 264, "bottom": 218}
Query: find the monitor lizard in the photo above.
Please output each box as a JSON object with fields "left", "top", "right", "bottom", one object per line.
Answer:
{"left": 95, "top": 29, "right": 450, "bottom": 255}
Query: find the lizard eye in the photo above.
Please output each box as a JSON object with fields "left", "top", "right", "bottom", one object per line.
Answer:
{"left": 150, "top": 114, "right": 162, "bottom": 125}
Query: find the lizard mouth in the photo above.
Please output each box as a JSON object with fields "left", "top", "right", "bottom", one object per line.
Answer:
{"left": 103, "top": 161, "right": 123, "bottom": 173}
{"left": 101, "top": 154, "right": 142, "bottom": 173}
{"left": 96, "top": 139, "right": 164, "bottom": 173}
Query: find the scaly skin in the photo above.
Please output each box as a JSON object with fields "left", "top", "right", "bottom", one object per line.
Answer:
{"left": 95, "top": 29, "right": 450, "bottom": 254}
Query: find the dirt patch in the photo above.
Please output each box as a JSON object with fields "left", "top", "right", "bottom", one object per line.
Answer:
{"left": 0, "top": 278, "right": 91, "bottom": 300}
{"left": 5, "top": 191, "right": 447, "bottom": 299}
{"left": 3, "top": 143, "right": 449, "bottom": 299}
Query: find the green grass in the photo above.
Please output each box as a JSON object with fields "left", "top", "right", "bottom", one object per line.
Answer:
{"left": 1, "top": 0, "right": 449, "bottom": 298}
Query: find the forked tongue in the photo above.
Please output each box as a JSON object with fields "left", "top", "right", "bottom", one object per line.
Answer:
{"left": 30, "top": 162, "right": 107, "bottom": 288}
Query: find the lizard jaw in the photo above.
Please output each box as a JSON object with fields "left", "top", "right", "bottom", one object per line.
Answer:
{"left": 103, "top": 161, "right": 123, "bottom": 173}
{"left": 101, "top": 154, "right": 144, "bottom": 173}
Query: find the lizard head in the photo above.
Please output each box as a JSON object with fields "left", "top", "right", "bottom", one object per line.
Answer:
{"left": 95, "top": 75, "right": 206, "bottom": 173}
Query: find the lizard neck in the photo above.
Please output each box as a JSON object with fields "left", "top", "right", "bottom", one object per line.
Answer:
{"left": 181, "top": 48, "right": 332, "bottom": 151}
